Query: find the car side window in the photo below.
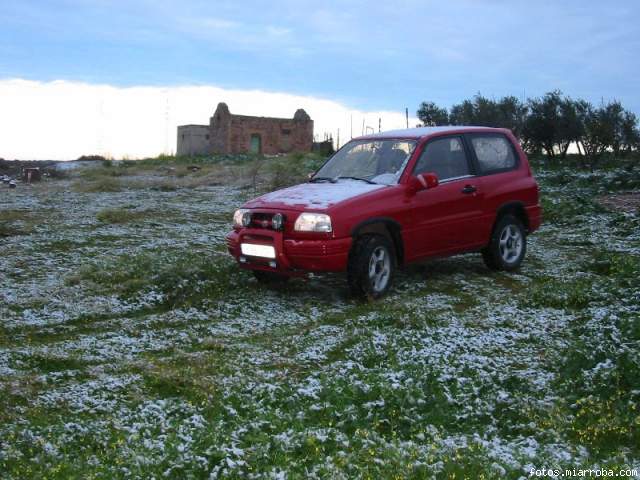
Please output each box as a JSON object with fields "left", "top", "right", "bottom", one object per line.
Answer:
{"left": 413, "top": 136, "right": 470, "bottom": 181}
{"left": 469, "top": 134, "right": 518, "bottom": 174}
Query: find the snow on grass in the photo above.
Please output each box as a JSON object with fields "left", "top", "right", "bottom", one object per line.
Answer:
{"left": 1, "top": 160, "right": 638, "bottom": 477}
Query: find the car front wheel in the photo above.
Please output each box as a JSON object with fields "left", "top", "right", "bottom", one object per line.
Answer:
{"left": 482, "top": 214, "right": 527, "bottom": 271}
{"left": 347, "top": 234, "right": 395, "bottom": 299}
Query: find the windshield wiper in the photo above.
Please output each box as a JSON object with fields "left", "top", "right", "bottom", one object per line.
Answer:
{"left": 309, "top": 176, "right": 336, "bottom": 183}
{"left": 335, "top": 176, "right": 377, "bottom": 184}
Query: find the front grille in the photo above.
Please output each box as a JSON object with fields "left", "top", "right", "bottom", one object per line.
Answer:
{"left": 249, "top": 212, "right": 274, "bottom": 229}
{"left": 248, "top": 212, "right": 286, "bottom": 231}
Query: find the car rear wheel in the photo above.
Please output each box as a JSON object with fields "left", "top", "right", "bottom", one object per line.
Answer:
{"left": 348, "top": 234, "right": 395, "bottom": 299}
{"left": 482, "top": 214, "right": 526, "bottom": 271}
{"left": 253, "top": 270, "right": 290, "bottom": 284}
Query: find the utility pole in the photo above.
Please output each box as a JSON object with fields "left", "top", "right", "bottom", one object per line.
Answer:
{"left": 378, "top": 117, "right": 381, "bottom": 133}
{"left": 337, "top": 129, "right": 340, "bottom": 149}
{"left": 362, "top": 118, "right": 365, "bottom": 136}
{"left": 97, "top": 98, "right": 105, "bottom": 157}
{"left": 164, "top": 92, "right": 170, "bottom": 155}
{"left": 405, "top": 108, "right": 409, "bottom": 129}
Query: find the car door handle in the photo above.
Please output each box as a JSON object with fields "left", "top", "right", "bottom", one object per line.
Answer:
{"left": 461, "top": 185, "right": 477, "bottom": 194}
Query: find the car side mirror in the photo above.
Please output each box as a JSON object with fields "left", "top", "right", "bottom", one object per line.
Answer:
{"left": 422, "top": 172, "right": 439, "bottom": 189}
{"left": 407, "top": 172, "right": 439, "bottom": 195}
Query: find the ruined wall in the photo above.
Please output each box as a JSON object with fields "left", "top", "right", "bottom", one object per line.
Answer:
{"left": 226, "top": 113, "right": 313, "bottom": 154}
{"left": 210, "top": 103, "right": 232, "bottom": 154}
{"left": 176, "top": 125, "right": 210, "bottom": 156}
{"left": 178, "top": 103, "right": 314, "bottom": 156}
{"left": 210, "top": 103, "right": 313, "bottom": 155}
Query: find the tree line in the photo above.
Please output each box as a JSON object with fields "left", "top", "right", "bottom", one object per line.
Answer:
{"left": 417, "top": 91, "right": 640, "bottom": 163}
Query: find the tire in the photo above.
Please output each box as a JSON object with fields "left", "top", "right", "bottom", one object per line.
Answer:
{"left": 482, "top": 214, "right": 527, "bottom": 271}
{"left": 252, "top": 270, "right": 290, "bottom": 284}
{"left": 347, "top": 234, "right": 395, "bottom": 299}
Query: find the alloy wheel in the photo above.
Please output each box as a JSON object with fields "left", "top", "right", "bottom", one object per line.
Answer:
{"left": 368, "top": 246, "right": 391, "bottom": 292}
{"left": 499, "top": 224, "right": 523, "bottom": 264}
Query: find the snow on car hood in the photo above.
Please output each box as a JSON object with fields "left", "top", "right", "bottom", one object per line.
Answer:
{"left": 246, "top": 180, "right": 386, "bottom": 210}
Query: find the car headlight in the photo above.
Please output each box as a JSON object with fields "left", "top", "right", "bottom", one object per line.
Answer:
{"left": 233, "top": 209, "right": 251, "bottom": 227}
{"left": 294, "top": 213, "right": 332, "bottom": 232}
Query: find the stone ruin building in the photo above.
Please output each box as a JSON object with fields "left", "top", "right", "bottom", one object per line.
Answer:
{"left": 177, "top": 103, "right": 314, "bottom": 156}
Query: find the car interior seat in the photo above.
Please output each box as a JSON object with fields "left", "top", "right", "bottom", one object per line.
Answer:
{"left": 377, "top": 148, "right": 407, "bottom": 175}
{"left": 426, "top": 141, "right": 451, "bottom": 179}
{"left": 449, "top": 149, "right": 469, "bottom": 178}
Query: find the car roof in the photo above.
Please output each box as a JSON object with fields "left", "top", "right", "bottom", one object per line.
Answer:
{"left": 356, "top": 125, "right": 509, "bottom": 141}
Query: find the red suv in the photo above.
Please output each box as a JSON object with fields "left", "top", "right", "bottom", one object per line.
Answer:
{"left": 226, "top": 126, "right": 541, "bottom": 298}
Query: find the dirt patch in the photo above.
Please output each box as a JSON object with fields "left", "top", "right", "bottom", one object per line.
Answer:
{"left": 597, "top": 192, "right": 640, "bottom": 213}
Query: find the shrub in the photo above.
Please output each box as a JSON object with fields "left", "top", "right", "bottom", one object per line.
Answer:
{"left": 96, "top": 207, "right": 153, "bottom": 224}
{"left": 0, "top": 210, "right": 35, "bottom": 237}
{"left": 69, "top": 250, "right": 244, "bottom": 309}
{"left": 524, "top": 276, "right": 596, "bottom": 310}
{"left": 76, "top": 155, "right": 107, "bottom": 162}
{"left": 74, "top": 177, "right": 123, "bottom": 193}
{"left": 557, "top": 311, "right": 640, "bottom": 456}
{"left": 540, "top": 194, "right": 605, "bottom": 224}
{"left": 587, "top": 250, "right": 639, "bottom": 286}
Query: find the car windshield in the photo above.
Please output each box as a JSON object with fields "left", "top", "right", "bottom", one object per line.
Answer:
{"left": 312, "top": 139, "right": 416, "bottom": 185}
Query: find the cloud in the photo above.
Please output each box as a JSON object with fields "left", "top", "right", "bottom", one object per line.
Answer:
{"left": 195, "top": 17, "right": 240, "bottom": 30}
{"left": 0, "top": 78, "right": 419, "bottom": 160}
{"left": 265, "top": 25, "right": 291, "bottom": 37}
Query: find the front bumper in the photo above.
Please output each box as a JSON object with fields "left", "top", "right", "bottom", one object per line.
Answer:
{"left": 226, "top": 228, "right": 352, "bottom": 275}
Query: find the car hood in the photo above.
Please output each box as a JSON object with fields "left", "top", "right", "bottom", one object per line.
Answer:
{"left": 244, "top": 180, "right": 387, "bottom": 211}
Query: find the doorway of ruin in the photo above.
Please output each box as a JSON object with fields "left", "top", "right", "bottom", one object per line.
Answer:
{"left": 250, "top": 134, "right": 262, "bottom": 154}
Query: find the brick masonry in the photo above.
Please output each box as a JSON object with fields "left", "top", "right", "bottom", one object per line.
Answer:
{"left": 177, "top": 103, "right": 313, "bottom": 156}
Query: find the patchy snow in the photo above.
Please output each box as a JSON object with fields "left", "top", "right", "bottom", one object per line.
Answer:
{"left": 1, "top": 164, "right": 638, "bottom": 477}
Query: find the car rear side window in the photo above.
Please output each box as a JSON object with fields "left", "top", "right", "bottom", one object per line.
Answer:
{"left": 469, "top": 134, "right": 518, "bottom": 174}
{"left": 413, "top": 136, "right": 470, "bottom": 181}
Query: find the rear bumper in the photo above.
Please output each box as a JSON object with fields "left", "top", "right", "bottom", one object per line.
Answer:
{"left": 526, "top": 204, "right": 542, "bottom": 233}
{"left": 226, "top": 229, "right": 352, "bottom": 275}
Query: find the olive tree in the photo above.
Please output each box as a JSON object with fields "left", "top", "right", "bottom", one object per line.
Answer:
{"left": 416, "top": 101, "right": 449, "bottom": 126}
{"left": 621, "top": 110, "right": 640, "bottom": 155}
{"left": 579, "top": 103, "right": 614, "bottom": 169}
{"left": 416, "top": 91, "right": 639, "bottom": 163}
{"left": 523, "top": 91, "right": 563, "bottom": 158}
{"left": 449, "top": 94, "right": 498, "bottom": 126}
{"left": 448, "top": 99, "right": 475, "bottom": 126}
{"left": 496, "top": 95, "right": 528, "bottom": 140}
{"left": 448, "top": 94, "right": 527, "bottom": 137}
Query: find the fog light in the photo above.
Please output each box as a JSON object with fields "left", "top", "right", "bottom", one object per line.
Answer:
{"left": 272, "top": 213, "right": 284, "bottom": 230}
{"left": 239, "top": 256, "right": 247, "bottom": 263}
{"left": 269, "top": 261, "right": 276, "bottom": 268}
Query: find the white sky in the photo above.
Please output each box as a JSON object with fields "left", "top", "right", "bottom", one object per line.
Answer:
{"left": 0, "top": 79, "right": 419, "bottom": 160}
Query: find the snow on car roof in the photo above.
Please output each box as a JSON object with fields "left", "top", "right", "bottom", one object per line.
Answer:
{"left": 357, "top": 126, "right": 506, "bottom": 140}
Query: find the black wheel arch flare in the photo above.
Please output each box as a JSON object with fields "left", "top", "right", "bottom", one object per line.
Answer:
{"left": 350, "top": 217, "right": 405, "bottom": 266}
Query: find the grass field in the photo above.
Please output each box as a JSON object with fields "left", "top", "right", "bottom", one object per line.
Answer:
{"left": 1, "top": 154, "right": 639, "bottom": 479}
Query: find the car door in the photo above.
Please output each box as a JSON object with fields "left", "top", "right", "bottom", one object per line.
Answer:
{"left": 465, "top": 133, "right": 523, "bottom": 243}
{"left": 409, "top": 135, "right": 485, "bottom": 257}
